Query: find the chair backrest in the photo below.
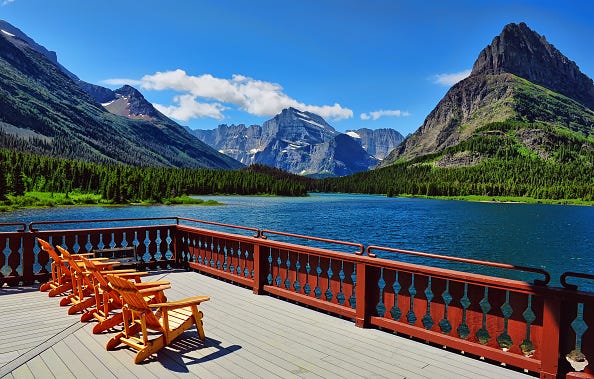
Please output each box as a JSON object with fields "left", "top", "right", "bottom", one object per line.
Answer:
{"left": 37, "top": 238, "right": 63, "bottom": 264}
{"left": 80, "top": 256, "right": 110, "bottom": 289}
{"left": 56, "top": 245, "right": 86, "bottom": 276}
{"left": 106, "top": 274, "right": 161, "bottom": 329}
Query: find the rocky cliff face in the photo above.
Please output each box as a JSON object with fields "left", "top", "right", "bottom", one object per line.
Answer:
{"left": 346, "top": 128, "right": 404, "bottom": 160}
{"left": 382, "top": 22, "right": 594, "bottom": 164}
{"left": 472, "top": 22, "right": 594, "bottom": 109}
{"left": 102, "top": 85, "right": 162, "bottom": 121}
{"left": 194, "top": 124, "right": 264, "bottom": 164}
{"left": 193, "top": 107, "right": 381, "bottom": 176}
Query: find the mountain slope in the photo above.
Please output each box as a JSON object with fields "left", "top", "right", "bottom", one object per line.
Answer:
{"left": 383, "top": 22, "right": 594, "bottom": 164}
{"left": 0, "top": 20, "right": 241, "bottom": 169}
{"left": 194, "top": 107, "right": 380, "bottom": 176}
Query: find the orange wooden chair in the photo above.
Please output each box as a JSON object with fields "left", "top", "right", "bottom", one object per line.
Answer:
{"left": 56, "top": 245, "right": 110, "bottom": 314}
{"left": 37, "top": 238, "right": 93, "bottom": 297}
{"left": 105, "top": 274, "right": 210, "bottom": 364}
{"left": 80, "top": 256, "right": 169, "bottom": 334}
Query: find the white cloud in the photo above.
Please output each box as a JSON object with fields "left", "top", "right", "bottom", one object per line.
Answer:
{"left": 1, "top": 0, "right": 15, "bottom": 6}
{"left": 432, "top": 69, "right": 472, "bottom": 86}
{"left": 106, "top": 69, "right": 353, "bottom": 122}
{"left": 153, "top": 95, "right": 228, "bottom": 121}
{"left": 360, "top": 109, "right": 411, "bottom": 121}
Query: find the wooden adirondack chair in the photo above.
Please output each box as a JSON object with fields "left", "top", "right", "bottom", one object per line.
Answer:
{"left": 80, "top": 256, "right": 169, "bottom": 334}
{"left": 37, "top": 238, "right": 95, "bottom": 297}
{"left": 105, "top": 274, "right": 210, "bottom": 364}
{"left": 38, "top": 238, "right": 74, "bottom": 296}
{"left": 56, "top": 245, "right": 107, "bottom": 314}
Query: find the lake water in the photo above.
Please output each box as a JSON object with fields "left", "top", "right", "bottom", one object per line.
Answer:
{"left": 2, "top": 193, "right": 593, "bottom": 290}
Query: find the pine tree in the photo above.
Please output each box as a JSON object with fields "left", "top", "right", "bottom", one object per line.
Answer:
{"left": 11, "top": 167, "right": 25, "bottom": 196}
{"left": 0, "top": 162, "right": 7, "bottom": 200}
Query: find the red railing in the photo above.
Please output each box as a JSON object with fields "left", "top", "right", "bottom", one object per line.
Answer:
{"left": 0, "top": 217, "right": 592, "bottom": 379}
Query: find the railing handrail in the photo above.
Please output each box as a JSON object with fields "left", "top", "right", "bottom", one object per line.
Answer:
{"left": 0, "top": 222, "right": 27, "bottom": 232}
{"left": 2, "top": 216, "right": 594, "bottom": 378}
{"left": 176, "top": 217, "right": 260, "bottom": 237}
{"left": 261, "top": 228, "right": 365, "bottom": 255}
{"left": 367, "top": 245, "right": 551, "bottom": 286}
{"left": 28, "top": 217, "right": 179, "bottom": 232}
{"left": 561, "top": 271, "right": 594, "bottom": 290}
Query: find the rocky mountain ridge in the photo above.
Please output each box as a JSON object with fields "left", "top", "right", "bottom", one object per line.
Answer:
{"left": 472, "top": 22, "right": 594, "bottom": 109}
{"left": 0, "top": 19, "right": 241, "bottom": 169}
{"left": 193, "top": 107, "right": 393, "bottom": 176}
{"left": 383, "top": 22, "right": 594, "bottom": 164}
{"left": 345, "top": 128, "right": 404, "bottom": 160}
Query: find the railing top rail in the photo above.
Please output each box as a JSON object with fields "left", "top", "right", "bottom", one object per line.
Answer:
{"left": 561, "top": 271, "right": 594, "bottom": 290}
{"left": 176, "top": 217, "right": 260, "bottom": 236}
{"left": 29, "top": 217, "right": 178, "bottom": 232}
{"left": 261, "top": 229, "right": 365, "bottom": 255}
{"left": 367, "top": 245, "right": 551, "bottom": 286}
{"left": 0, "top": 222, "right": 27, "bottom": 232}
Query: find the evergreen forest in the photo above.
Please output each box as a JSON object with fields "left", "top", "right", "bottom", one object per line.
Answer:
{"left": 2, "top": 121, "right": 594, "bottom": 209}
{"left": 312, "top": 122, "right": 594, "bottom": 202}
{"left": 0, "top": 149, "right": 307, "bottom": 207}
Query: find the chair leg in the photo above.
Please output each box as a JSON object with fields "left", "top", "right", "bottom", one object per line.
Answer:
{"left": 49, "top": 283, "right": 72, "bottom": 297}
{"left": 68, "top": 296, "right": 95, "bottom": 315}
{"left": 40, "top": 282, "right": 52, "bottom": 292}
{"left": 60, "top": 294, "right": 75, "bottom": 306}
{"left": 106, "top": 322, "right": 142, "bottom": 350}
{"left": 134, "top": 336, "right": 165, "bottom": 364}
{"left": 192, "top": 307, "right": 206, "bottom": 341}
{"left": 106, "top": 331, "right": 125, "bottom": 351}
{"left": 93, "top": 313, "right": 123, "bottom": 334}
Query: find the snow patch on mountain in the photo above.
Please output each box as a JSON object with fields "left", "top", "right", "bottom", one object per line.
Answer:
{"left": 1, "top": 29, "right": 15, "bottom": 37}
{"left": 297, "top": 116, "right": 327, "bottom": 129}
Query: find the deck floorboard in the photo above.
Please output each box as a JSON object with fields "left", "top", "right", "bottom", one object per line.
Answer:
{"left": 1, "top": 270, "right": 535, "bottom": 378}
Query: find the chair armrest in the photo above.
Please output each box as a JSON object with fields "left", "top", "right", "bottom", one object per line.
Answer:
{"left": 100, "top": 269, "right": 139, "bottom": 275}
{"left": 92, "top": 261, "right": 121, "bottom": 268}
{"left": 150, "top": 296, "right": 210, "bottom": 309}
{"left": 71, "top": 253, "right": 95, "bottom": 259}
{"left": 110, "top": 271, "right": 148, "bottom": 278}
{"left": 138, "top": 284, "right": 171, "bottom": 294}
{"left": 134, "top": 280, "right": 170, "bottom": 288}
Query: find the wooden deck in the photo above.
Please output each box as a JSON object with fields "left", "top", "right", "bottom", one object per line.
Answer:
{"left": 0, "top": 270, "right": 535, "bottom": 379}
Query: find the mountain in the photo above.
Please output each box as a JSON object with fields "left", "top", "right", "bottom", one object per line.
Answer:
{"left": 345, "top": 128, "right": 404, "bottom": 160}
{"left": 0, "top": 20, "right": 241, "bottom": 169}
{"left": 383, "top": 22, "right": 594, "bottom": 165}
{"left": 193, "top": 107, "right": 380, "bottom": 177}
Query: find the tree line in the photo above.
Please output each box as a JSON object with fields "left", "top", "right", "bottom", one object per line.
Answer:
{"left": 0, "top": 149, "right": 307, "bottom": 202}
{"left": 311, "top": 123, "right": 594, "bottom": 201}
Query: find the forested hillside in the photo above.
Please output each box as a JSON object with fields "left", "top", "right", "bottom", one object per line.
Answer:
{"left": 312, "top": 121, "right": 594, "bottom": 202}
{"left": 0, "top": 150, "right": 306, "bottom": 206}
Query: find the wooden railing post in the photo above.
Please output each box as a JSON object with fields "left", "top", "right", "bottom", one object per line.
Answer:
{"left": 355, "top": 262, "right": 380, "bottom": 328}
{"left": 355, "top": 261, "right": 368, "bottom": 327}
{"left": 171, "top": 227, "right": 182, "bottom": 268}
{"left": 253, "top": 243, "right": 267, "bottom": 295}
{"left": 540, "top": 295, "right": 561, "bottom": 379}
{"left": 22, "top": 232, "right": 35, "bottom": 285}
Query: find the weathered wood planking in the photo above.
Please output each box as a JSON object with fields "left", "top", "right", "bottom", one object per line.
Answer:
{"left": 1, "top": 271, "right": 535, "bottom": 378}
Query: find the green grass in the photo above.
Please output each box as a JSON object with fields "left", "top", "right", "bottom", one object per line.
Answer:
{"left": 162, "top": 195, "right": 222, "bottom": 206}
{"left": 0, "top": 192, "right": 223, "bottom": 212}
{"left": 400, "top": 194, "right": 594, "bottom": 206}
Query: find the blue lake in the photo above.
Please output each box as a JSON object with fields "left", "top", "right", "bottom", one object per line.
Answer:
{"left": 2, "top": 193, "right": 593, "bottom": 290}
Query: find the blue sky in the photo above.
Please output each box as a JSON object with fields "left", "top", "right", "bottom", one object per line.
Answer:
{"left": 2, "top": 1, "right": 594, "bottom": 135}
